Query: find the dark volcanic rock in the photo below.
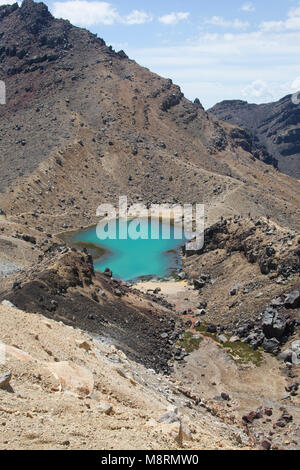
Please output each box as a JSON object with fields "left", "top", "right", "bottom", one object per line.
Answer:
{"left": 19, "top": 0, "right": 52, "bottom": 35}
{"left": 104, "top": 268, "right": 113, "bottom": 278}
{"left": 262, "top": 337, "right": 280, "bottom": 355}
{"left": 261, "top": 440, "right": 272, "bottom": 451}
{"left": 258, "top": 254, "right": 277, "bottom": 275}
{"left": 0, "top": 371, "right": 12, "bottom": 390}
{"left": 245, "top": 332, "right": 264, "bottom": 350}
{"left": 242, "top": 410, "right": 261, "bottom": 424}
{"left": 207, "top": 324, "right": 217, "bottom": 334}
{"left": 0, "top": 251, "right": 178, "bottom": 374}
{"left": 160, "top": 91, "right": 183, "bottom": 112}
{"left": 285, "top": 290, "right": 300, "bottom": 309}
{"left": 262, "top": 308, "right": 287, "bottom": 340}
{"left": 193, "top": 279, "right": 206, "bottom": 290}
{"left": 21, "top": 234, "right": 36, "bottom": 244}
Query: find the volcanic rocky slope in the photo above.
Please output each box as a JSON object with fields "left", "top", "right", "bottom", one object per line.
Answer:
{"left": 0, "top": 249, "right": 182, "bottom": 374}
{"left": 209, "top": 96, "right": 300, "bottom": 179}
{"left": 183, "top": 216, "right": 300, "bottom": 356}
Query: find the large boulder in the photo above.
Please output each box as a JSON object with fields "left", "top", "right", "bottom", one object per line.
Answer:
{"left": 104, "top": 268, "right": 113, "bottom": 278}
{"left": 292, "top": 340, "right": 300, "bottom": 352}
{"left": 245, "top": 332, "right": 264, "bottom": 350}
{"left": 278, "top": 349, "right": 293, "bottom": 362}
{"left": 259, "top": 256, "right": 276, "bottom": 275}
{"left": 262, "top": 308, "right": 287, "bottom": 340}
{"left": 258, "top": 257, "right": 270, "bottom": 275}
{"left": 207, "top": 324, "right": 217, "bottom": 334}
{"left": 235, "top": 323, "right": 253, "bottom": 338}
{"left": 291, "top": 341, "right": 300, "bottom": 365}
{"left": 266, "top": 246, "right": 276, "bottom": 257}
{"left": 262, "top": 337, "right": 280, "bottom": 355}
{"left": 47, "top": 361, "right": 94, "bottom": 395}
{"left": 193, "top": 279, "right": 206, "bottom": 290}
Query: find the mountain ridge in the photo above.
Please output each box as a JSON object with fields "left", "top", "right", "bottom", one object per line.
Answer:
{"left": 0, "top": 1, "right": 299, "bottom": 236}
{"left": 209, "top": 94, "right": 300, "bottom": 179}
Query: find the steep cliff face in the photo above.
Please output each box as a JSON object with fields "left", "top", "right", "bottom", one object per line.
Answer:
{"left": 209, "top": 96, "right": 300, "bottom": 179}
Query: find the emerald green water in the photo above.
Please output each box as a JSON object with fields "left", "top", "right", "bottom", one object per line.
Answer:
{"left": 72, "top": 219, "right": 187, "bottom": 282}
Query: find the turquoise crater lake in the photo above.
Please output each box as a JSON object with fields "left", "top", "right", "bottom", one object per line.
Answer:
{"left": 71, "top": 218, "right": 188, "bottom": 282}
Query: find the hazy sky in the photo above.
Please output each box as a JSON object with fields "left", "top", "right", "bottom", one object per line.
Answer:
{"left": 6, "top": 0, "right": 300, "bottom": 108}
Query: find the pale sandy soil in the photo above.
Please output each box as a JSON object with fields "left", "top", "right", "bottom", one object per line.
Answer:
{"left": 0, "top": 303, "right": 251, "bottom": 450}
{"left": 174, "top": 338, "right": 300, "bottom": 421}
{"left": 135, "top": 279, "right": 300, "bottom": 450}
{"left": 134, "top": 280, "right": 200, "bottom": 313}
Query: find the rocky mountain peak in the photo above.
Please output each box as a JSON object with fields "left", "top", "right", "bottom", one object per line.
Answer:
{"left": 18, "top": 0, "right": 53, "bottom": 33}
{"left": 0, "top": 2, "right": 18, "bottom": 19}
{"left": 0, "top": 0, "right": 108, "bottom": 63}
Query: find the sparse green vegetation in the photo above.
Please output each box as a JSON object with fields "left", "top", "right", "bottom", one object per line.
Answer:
{"left": 195, "top": 324, "right": 217, "bottom": 340}
{"left": 222, "top": 341, "right": 263, "bottom": 366}
{"left": 73, "top": 241, "right": 106, "bottom": 259}
{"left": 170, "top": 270, "right": 183, "bottom": 281}
{"left": 178, "top": 331, "right": 203, "bottom": 353}
{"left": 57, "top": 229, "right": 107, "bottom": 261}
{"left": 193, "top": 323, "right": 263, "bottom": 366}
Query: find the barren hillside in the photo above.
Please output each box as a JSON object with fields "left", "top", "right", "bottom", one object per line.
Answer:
{"left": 0, "top": 0, "right": 299, "bottom": 241}
{"left": 0, "top": 302, "right": 252, "bottom": 450}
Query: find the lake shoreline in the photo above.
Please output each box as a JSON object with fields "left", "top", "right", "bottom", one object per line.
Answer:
{"left": 57, "top": 218, "right": 187, "bottom": 283}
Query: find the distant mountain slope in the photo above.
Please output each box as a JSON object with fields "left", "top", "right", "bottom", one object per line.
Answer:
{"left": 209, "top": 96, "right": 300, "bottom": 179}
